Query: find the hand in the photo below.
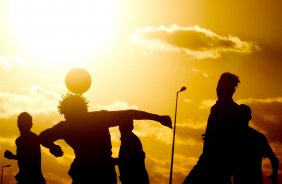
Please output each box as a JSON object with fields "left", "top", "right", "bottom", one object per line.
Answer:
{"left": 268, "top": 173, "right": 278, "bottom": 184}
{"left": 159, "top": 115, "right": 172, "bottom": 128}
{"left": 50, "top": 144, "right": 64, "bottom": 157}
{"left": 4, "top": 150, "right": 15, "bottom": 159}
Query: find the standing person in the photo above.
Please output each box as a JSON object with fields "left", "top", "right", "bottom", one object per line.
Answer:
{"left": 39, "top": 94, "right": 172, "bottom": 184}
{"left": 233, "top": 104, "right": 279, "bottom": 184}
{"left": 4, "top": 112, "right": 46, "bottom": 184}
{"left": 183, "top": 72, "right": 240, "bottom": 184}
{"left": 117, "top": 120, "right": 149, "bottom": 184}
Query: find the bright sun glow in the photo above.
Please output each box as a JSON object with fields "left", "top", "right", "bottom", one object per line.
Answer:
{"left": 7, "top": 0, "right": 119, "bottom": 65}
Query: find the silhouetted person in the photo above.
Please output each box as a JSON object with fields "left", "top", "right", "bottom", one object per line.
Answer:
{"left": 116, "top": 120, "right": 149, "bottom": 184}
{"left": 39, "top": 94, "right": 172, "bottom": 184}
{"left": 233, "top": 104, "right": 279, "bottom": 184}
{"left": 183, "top": 72, "right": 240, "bottom": 184}
{"left": 4, "top": 112, "right": 46, "bottom": 184}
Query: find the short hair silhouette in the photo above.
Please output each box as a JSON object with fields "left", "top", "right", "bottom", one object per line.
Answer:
{"left": 58, "top": 94, "right": 88, "bottom": 119}
{"left": 17, "top": 112, "right": 33, "bottom": 133}
{"left": 119, "top": 120, "right": 134, "bottom": 133}
{"left": 216, "top": 72, "right": 240, "bottom": 99}
{"left": 118, "top": 120, "right": 150, "bottom": 184}
{"left": 238, "top": 104, "right": 252, "bottom": 125}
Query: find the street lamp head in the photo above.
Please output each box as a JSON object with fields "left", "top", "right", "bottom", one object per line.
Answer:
{"left": 3, "top": 165, "right": 11, "bottom": 168}
{"left": 179, "top": 86, "right": 187, "bottom": 93}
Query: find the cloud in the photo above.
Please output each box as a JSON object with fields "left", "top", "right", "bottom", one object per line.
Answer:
{"left": 0, "top": 85, "right": 60, "bottom": 118}
{"left": 130, "top": 25, "right": 260, "bottom": 59}
{"left": 95, "top": 100, "right": 138, "bottom": 111}
{"left": 192, "top": 67, "right": 209, "bottom": 77}
{"left": 146, "top": 154, "right": 198, "bottom": 184}
{"left": 199, "top": 99, "right": 216, "bottom": 109}
{"left": 176, "top": 121, "right": 206, "bottom": 145}
{"left": 0, "top": 55, "right": 29, "bottom": 69}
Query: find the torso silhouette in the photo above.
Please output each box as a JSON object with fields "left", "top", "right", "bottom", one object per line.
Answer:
{"left": 205, "top": 99, "right": 239, "bottom": 152}
{"left": 16, "top": 132, "right": 45, "bottom": 184}
{"left": 118, "top": 132, "right": 149, "bottom": 184}
{"left": 40, "top": 109, "right": 172, "bottom": 184}
{"left": 234, "top": 127, "right": 274, "bottom": 184}
{"left": 184, "top": 99, "right": 239, "bottom": 184}
{"left": 40, "top": 111, "right": 118, "bottom": 183}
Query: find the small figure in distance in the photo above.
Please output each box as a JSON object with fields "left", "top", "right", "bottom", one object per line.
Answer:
{"left": 4, "top": 112, "right": 46, "bottom": 184}
{"left": 233, "top": 104, "right": 279, "bottom": 184}
{"left": 116, "top": 119, "right": 150, "bottom": 184}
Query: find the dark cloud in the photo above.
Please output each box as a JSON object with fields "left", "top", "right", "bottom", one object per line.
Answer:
{"left": 130, "top": 25, "right": 260, "bottom": 59}
{"left": 176, "top": 123, "right": 205, "bottom": 144}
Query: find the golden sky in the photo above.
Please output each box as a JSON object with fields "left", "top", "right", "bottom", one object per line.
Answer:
{"left": 0, "top": 0, "right": 281, "bottom": 183}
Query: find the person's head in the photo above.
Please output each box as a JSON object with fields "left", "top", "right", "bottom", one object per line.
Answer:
{"left": 119, "top": 120, "right": 134, "bottom": 135}
{"left": 238, "top": 104, "right": 252, "bottom": 127}
{"left": 216, "top": 72, "right": 240, "bottom": 100}
{"left": 17, "top": 112, "right": 33, "bottom": 134}
{"left": 58, "top": 93, "right": 89, "bottom": 121}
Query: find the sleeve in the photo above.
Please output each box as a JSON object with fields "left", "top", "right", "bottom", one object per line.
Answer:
{"left": 261, "top": 134, "right": 279, "bottom": 173}
{"left": 261, "top": 135, "right": 275, "bottom": 158}
{"left": 39, "top": 121, "right": 65, "bottom": 148}
{"left": 89, "top": 110, "right": 162, "bottom": 128}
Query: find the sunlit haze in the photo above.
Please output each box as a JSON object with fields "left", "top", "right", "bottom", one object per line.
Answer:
{"left": 7, "top": 0, "right": 119, "bottom": 66}
{"left": 0, "top": 0, "right": 281, "bottom": 184}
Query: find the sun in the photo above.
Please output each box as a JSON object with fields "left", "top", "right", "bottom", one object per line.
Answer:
{"left": 7, "top": 0, "right": 119, "bottom": 66}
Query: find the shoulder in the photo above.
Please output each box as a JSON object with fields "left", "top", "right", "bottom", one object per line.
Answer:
{"left": 28, "top": 132, "right": 40, "bottom": 140}
{"left": 87, "top": 110, "right": 108, "bottom": 120}
{"left": 30, "top": 131, "right": 38, "bottom": 137}
{"left": 46, "top": 121, "right": 68, "bottom": 131}
{"left": 15, "top": 136, "right": 21, "bottom": 144}
{"left": 248, "top": 127, "right": 267, "bottom": 141}
{"left": 88, "top": 110, "right": 109, "bottom": 116}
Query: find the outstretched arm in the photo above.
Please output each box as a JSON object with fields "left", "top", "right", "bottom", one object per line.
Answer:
{"left": 4, "top": 150, "right": 17, "bottom": 160}
{"left": 267, "top": 153, "right": 279, "bottom": 184}
{"left": 101, "top": 110, "right": 172, "bottom": 128}
{"left": 39, "top": 123, "right": 64, "bottom": 157}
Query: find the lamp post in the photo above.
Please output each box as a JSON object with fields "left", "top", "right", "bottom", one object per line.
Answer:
{"left": 1, "top": 164, "right": 11, "bottom": 184}
{"left": 169, "top": 87, "right": 186, "bottom": 184}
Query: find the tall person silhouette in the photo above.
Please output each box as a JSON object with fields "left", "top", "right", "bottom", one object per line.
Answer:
{"left": 233, "top": 104, "right": 279, "bottom": 184}
{"left": 39, "top": 94, "right": 172, "bottom": 184}
{"left": 117, "top": 120, "right": 150, "bottom": 184}
{"left": 4, "top": 112, "right": 46, "bottom": 184}
{"left": 183, "top": 72, "right": 240, "bottom": 184}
